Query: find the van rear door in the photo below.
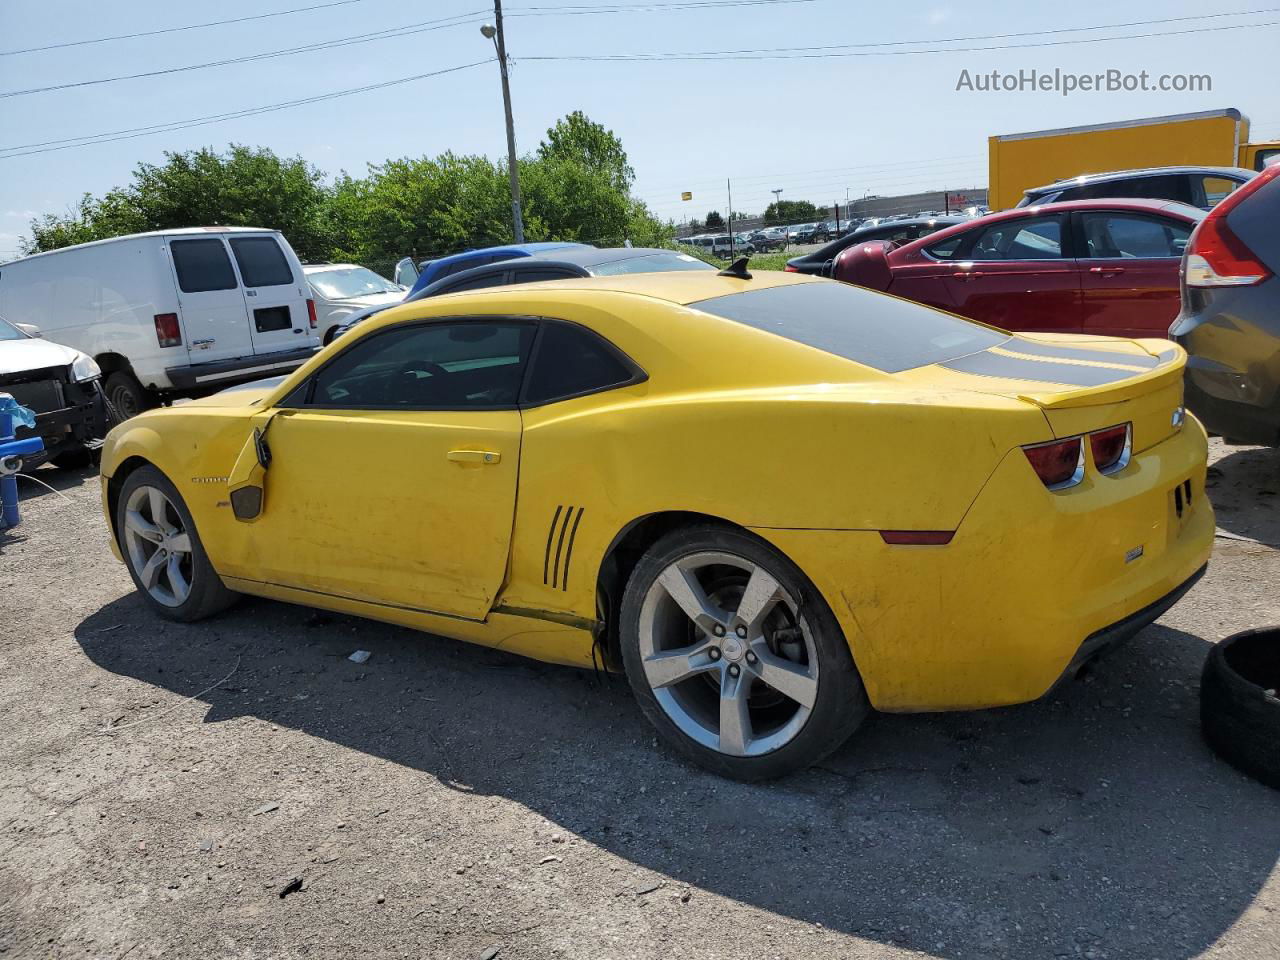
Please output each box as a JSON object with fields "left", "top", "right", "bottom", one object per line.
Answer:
{"left": 166, "top": 237, "right": 255, "bottom": 365}
{"left": 228, "top": 234, "right": 315, "bottom": 356}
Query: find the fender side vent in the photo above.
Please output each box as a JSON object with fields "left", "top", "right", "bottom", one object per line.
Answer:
{"left": 542, "top": 504, "right": 586, "bottom": 589}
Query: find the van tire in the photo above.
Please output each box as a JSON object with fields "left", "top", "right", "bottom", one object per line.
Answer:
{"left": 104, "top": 371, "right": 155, "bottom": 420}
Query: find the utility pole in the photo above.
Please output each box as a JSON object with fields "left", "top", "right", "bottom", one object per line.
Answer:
{"left": 727, "top": 178, "right": 734, "bottom": 258}
{"left": 482, "top": 4, "right": 524, "bottom": 243}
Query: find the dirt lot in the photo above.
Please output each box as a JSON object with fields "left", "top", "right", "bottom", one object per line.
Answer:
{"left": 3, "top": 438, "right": 1279, "bottom": 960}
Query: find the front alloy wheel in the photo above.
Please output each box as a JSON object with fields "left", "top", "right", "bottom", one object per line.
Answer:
{"left": 122, "top": 485, "right": 194, "bottom": 607}
{"left": 621, "top": 526, "right": 868, "bottom": 780}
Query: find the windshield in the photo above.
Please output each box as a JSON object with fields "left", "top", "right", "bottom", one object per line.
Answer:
{"left": 691, "top": 281, "right": 1009, "bottom": 373}
{"left": 309, "top": 267, "right": 401, "bottom": 300}
{"left": 0, "top": 317, "right": 26, "bottom": 341}
{"left": 590, "top": 253, "right": 716, "bottom": 276}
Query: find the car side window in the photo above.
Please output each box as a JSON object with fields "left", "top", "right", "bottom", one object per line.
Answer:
{"left": 925, "top": 234, "right": 966, "bottom": 259}
{"left": 229, "top": 237, "right": 294, "bottom": 287}
{"left": 305, "top": 320, "right": 535, "bottom": 409}
{"left": 968, "top": 216, "right": 1064, "bottom": 260}
{"left": 514, "top": 269, "right": 579, "bottom": 283}
{"left": 443, "top": 272, "right": 509, "bottom": 293}
{"left": 1200, "top": 176, "right": 1239, "bottom": 207}
{"left": 1067, "top": 175, "right": 1194, "bottom": 206}
{"left": 170, "top": 239, "right": 238, "bottom": 293}
{"left": 522, "top": 321, "right": 640, "bottom": 405}
{"left": 1079, "top": 213, "right": 1191, "bottom": 259}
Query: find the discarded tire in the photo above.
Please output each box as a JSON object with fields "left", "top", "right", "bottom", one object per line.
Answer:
{"left": 1201, "top": 628, "right": 1280, "bottom": 788}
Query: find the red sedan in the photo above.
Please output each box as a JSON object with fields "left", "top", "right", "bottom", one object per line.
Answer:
{"left": 833, "top": 199, "right": 1204, "bottom": 339}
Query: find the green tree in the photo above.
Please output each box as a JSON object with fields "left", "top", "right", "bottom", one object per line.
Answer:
{"left": 537, "top": 111, "right": 634, "bottom": 191}
{"left": 763, "top": 199, "right": 821, "bottom": 225}
{"left": 704, "top": 210, "right": 725, "bottom": 230}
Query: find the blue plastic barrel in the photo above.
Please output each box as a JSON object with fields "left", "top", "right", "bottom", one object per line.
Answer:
{"left": 0, "top": 409, "right": 45, "bottom": 529}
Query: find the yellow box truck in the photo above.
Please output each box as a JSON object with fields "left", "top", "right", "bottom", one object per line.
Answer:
{"left": 988, "top": 108, "right": 1280, "bottom": 210}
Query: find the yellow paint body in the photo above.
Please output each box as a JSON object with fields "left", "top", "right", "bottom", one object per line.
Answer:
{"left": 100, "top": 271, "right": 1214, "bottom": 712}
{"left": 988, "top": 109, "right": 1276, "bottom": 210}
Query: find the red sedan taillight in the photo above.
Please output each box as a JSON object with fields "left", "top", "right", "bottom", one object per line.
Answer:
{"left": 1184, "top": 163, "right": 1278, "bottom": 288}
{"left": 154, "top": 313, "right": 181, "bottom": 348}
{"left": 1022, "top": 437, "right": 1083, "bottom": 490}
{"left": 1089, "top": 423, "right": 1131, "bottom": 475}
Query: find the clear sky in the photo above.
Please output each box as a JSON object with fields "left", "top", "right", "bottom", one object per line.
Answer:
{"left": 2, "top": 0, "right": 1278, "bottom": 257}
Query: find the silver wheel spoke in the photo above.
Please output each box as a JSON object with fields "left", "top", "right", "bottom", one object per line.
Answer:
{"left": 657, "top": 564, "right": 725, "bottom": 634}
{"left": 124, "top": 509, "right": 163, "bottom": 544}
{"left": 642, "top": 641, "right": 717, "bottom": 689}
{"left": 139, "top": 550, "right": 165, "bottom": 589}
{"left": 718, "top": 669, "right": 752, "bottom": 756}
{"left": 734, "top": 565, "right": 783, "bottom": 632}
{"left": 148, "top": 488, "right": 169, "bottom": 531}
{"left": 167, "top": 532, "right": 192, "bottom": 555}
{"left": 165, "top": 555, "right": 190, "bottom": 602}
{"left": 748, "top": 646, "right": 818, "bottom": 709}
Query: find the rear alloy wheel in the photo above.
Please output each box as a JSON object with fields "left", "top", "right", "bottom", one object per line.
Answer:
{"left": 117, "top": 466, "right": 238, "bottom": 621}
{"left": 621, "top": 526, "right": 868, "bottom": 780}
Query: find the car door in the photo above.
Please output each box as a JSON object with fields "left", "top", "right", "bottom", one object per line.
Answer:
{"left": 241, "top": 318, "right": 534, "bottom": 619}
{"left": 1075, "top": 211, "right": 1192, "bottom": 339}
{"left": 940, "top": 214, "right": 1083, "bottom": 334}
{"left": 228, "top": 236, "right": 311, "bottom": 356}
{"left": 165, "top": 237, "right": 256, "bottom": 365}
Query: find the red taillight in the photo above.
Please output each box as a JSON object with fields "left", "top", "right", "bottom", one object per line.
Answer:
{"left": 1089, "top": 423, "right": 1131, "bottom": 474}
{"left": 784, "top": 264, "right": 798, "bottom": 272}
{"left": 306, "top": 298, "right": 318, "bottom": 329}
{"left": 1022, "top": 437, "right": 1083, "bottom": 489}
{"left": 154, "top": 313, "right": 181, "bottom": 348}
{"left": 1185, "top": 165, "right": 1278, "bottom": 287}
{"left": 879, "top": 530, "right": 954, "bottom": 545}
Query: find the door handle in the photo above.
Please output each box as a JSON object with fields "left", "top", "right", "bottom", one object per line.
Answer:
{"left": 1089, "top": 266, "right": 1125, "bottom": 275}
{"left": 447, "top": 449, "right": 501, "bottom": 465}
{"left": 952, "top": 271, "right": 983, "bottom": 280}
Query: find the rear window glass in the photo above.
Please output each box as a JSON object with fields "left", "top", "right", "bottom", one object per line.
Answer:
{"left": 691, "top": 281, "right": 1008, "bottom": 374}
{"left": 230, "top": 237, "right": 294, "bottom": 287}
{"left": 170, "top": 239, "right": 237, "bottom": 293}
{"left": 524, "top": 321, "right": 638, "bottom": 404}
{"left": 590, "top": 253, "right": 714, "bottom": 276}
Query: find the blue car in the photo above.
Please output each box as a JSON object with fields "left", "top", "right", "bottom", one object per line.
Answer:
{"left": 397, "top": 242, "right": 591, "bottom": 298}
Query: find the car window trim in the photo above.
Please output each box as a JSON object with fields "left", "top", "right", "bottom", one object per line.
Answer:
{"left": 518, "top": 317, "right": 649, "bottom": 409}
{"left": 282, "top": 314, "right": 540, "bottom": 413}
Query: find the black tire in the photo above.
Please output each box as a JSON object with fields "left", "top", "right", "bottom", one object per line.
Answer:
{"left": 1201, "top": 628, "right": 1280, "bottom": 788}
{"left": 51, "top": 445, "right": 95, "bottom": 469}
{"left": 619, "top": 524, "right": 869, "bottom": 781}
{"left": 104, "top": 370, "right": 155, "bottom": 420}
{"left": 115, "top": 465, "right": 239, "bottom": 622}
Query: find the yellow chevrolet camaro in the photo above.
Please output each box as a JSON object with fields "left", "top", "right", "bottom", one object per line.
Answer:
{"left": 100, "top": 270, "right": 1214, "bottom": 779}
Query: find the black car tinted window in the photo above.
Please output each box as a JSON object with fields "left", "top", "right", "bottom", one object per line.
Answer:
{"left": 307, "top": 321, "right": 535, "bottom": 409}
{"left": 692, "top": 282, "right": 1008, "bottom": 374}
{"left": 229, "top": 237, "right": 294, "bottom": 287}
{"left": 969, "top": 216, "right": 1064, "bottom": 260}
{"left": 1079, "top": 213, "right": 1191, "bottom": 259}
{"left": 1062, "top": 175, "right": 1194, "bottom": 206}
{"left": 170, "top": 239, "right": 238, "bottom": 293}
{"left": 523, "top": 321, "right": 639, "bottom": 405}
{"left": 515, "top": 269, "right": 581, "bottom": 283}
{"left": 444, "top": 272, "right": 510, "bottom": 293}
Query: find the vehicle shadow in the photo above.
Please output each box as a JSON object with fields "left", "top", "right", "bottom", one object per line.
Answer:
{"left": 73, "top": 594, "right": 1280, "bottom": 959}
{"left": 1208, "top": 444, "right": 1280, "bottom": 546}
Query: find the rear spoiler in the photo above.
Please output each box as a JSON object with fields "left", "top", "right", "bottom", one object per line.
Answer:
{"left": 1016, "top": 344, "right": 1184, "bottom": 410}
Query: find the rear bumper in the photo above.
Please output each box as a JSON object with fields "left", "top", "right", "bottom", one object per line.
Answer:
{"left": 1183, "top": 376, "right": 1279, "bottom": 445}
{"left": 755, "top": 418, "right": 1215, "bottom": 712}
{"left": 163, "top": 346, "right": 319, "bottom": 393}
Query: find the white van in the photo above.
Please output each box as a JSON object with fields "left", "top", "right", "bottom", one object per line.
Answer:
{"left": 0, "top": 227, "right": 321, "bottom": 417}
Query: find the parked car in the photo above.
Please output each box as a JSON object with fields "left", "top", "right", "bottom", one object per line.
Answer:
{"left": 1016, "top": 166, "right": 1253, "bottom": 211}
{"left": 1171, "top": 160, "right": 1280, "bottom": 444}
{"left": 835, "top": 200, "right": 1203, "bottom": 338}
{"left": 786, "top": 216, "right": 966, "bottom": 276}
{"left": 101, "top": 270, "right": 1212, "bottom": 779}
{"left": 0, "top": 315, "right": 112, "bottom": 467}
{"left": 707, "top": 234, "right": 754, "bottom": 256}
{"left": 396, "top": 242, "right": 592, "bottom": 299}
{"left": 333, "top": 247, "right": 717, "bottom": 336}
{"left": 0, "top": 228, "right": 320, "bottom": 418}
{"left": 304, "top": 264, "right": 406, "bottom": 344}
{"left": 789, "top": 223, "right": 819, "bottom": 244}
{"left": 750, "top": 228, "right": 787, "bottom": 251}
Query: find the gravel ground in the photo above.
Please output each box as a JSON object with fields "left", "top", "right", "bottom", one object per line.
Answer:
{"left": 2, "top": 437, "right": 1279, "bottom": 960}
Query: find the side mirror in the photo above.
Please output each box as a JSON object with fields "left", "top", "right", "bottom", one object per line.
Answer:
{"left": 14, "top": 322, "right": 41, "bottom": 338}
{"left": 227, "top": 427, "right": 270, "bottom": 521}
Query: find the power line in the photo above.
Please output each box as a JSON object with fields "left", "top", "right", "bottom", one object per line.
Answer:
{"left": 0, "top": 0, "right": 376, "bottom": 57}
{"left": 0, "top": 60, "right": 496, "bottom": 159}
{"left": 525, "top": 15, "right": 1280, "bottom": 61}
{"left": 507, "top": 0, "right": 817, "bottom": 14}
{"left": 0, "top": 11, "right": 489, "bottom": 99}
